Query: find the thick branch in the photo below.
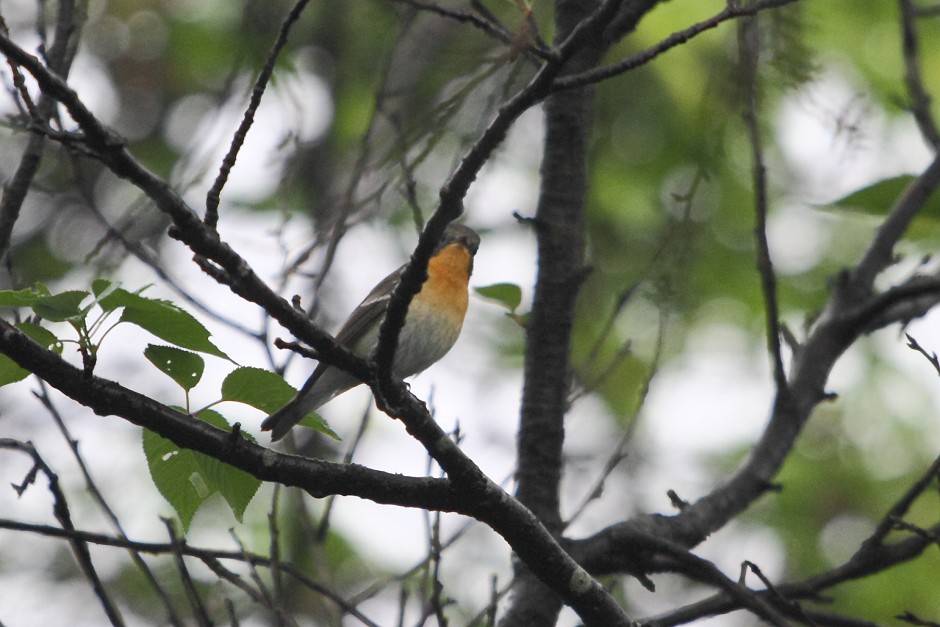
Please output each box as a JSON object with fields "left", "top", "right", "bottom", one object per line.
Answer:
{"left": 502, "top": 1, "right": 638, "bottom": 625}
{"left": 0, "top": 320, "right": 460, "bottom": 507}
{"left": 0, "top": 319, "right": 632, "bottom": 626}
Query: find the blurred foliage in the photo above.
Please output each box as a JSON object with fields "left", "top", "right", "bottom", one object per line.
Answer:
{"left": 2, "top": 0, "right": 940, "bottom": 623}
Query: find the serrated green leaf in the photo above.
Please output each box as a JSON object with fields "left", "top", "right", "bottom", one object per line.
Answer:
{"left": 32, "top": 290, "right": 90, "bottom": 322}
{"left": 95, "top": 284, "right": 148, "bottom": 312}
{"left": 18, "top": 321, "right": 61, "bottom": 350}
{"left": 142, "top": 427, "right": 204, "bottom": 530}
{"left": 144, "top": 345, "right": 204, "bottom": 391}
{"left": 193, "top": 410, "right": 261, "bottom": 523}
{"left": 91, "top": 278, "right": 121, "bottom": 304}
{"left": 94, "top": 284, "right": 228, "bottom": 359}
{"left": 119, "top": 300, "right": 229, "bottom": 360}
{"left": 221, "top": 366, "right": 340, "bottom": 440}
{"left": 475, "top": 283, "right": 523, "bottom": 313}
{"left": 91, "top": 278, "right": 112, "bottom": 295}
{"left": 221, "top": 366, "right": 297, "bottom": 412}
{"left": 142, "top": 411, "right": 261, "bottom": 529}
{"left": 296, "top": 412, "right": 341, "bottom": 440}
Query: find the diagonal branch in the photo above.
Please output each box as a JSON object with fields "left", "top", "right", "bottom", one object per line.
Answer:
{"left": 0, "top": 319, "right": 459, "bottom": 507}
{"left": 372, "top": 0, "right": 630, "bottom": 397}
{"left": 35, "top": 381, "right": 183, "bottom": 626}
{"left": 850, "top": 154, "right": 940, "bottom": 294}
{"left": 645, "top": 518, "right": 940, "bottom": 624}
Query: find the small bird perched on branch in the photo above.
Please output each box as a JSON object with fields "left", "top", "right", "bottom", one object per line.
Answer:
{"left": 262, "top": 223, "right": 481, "bottom": 441}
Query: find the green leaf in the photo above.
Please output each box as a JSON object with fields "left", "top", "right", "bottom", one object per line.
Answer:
{"left": 0, "top": 322, "right": 64, "bottom": 386}
{"left": 102, "top": 289, "right": 229, "bottom": 360}
{"left": 296, "top": 412, "right": 341, "bottom": 440}
{"left": 32, "top": 290, "right": 90, "bottom": 322}
{"left": 0, "top": 353, "right": 29, "bottom": 387}
{"left": 142, "top": 410, "right": 261, "bottom": 530}
{"left": 221, "top": 366, "right": 340, "bottom": 440}
{"left": 91, "top": 278, "right": 121, "bottom": 303}
{"left": 221, "top": 366, "right": 295, "bottom": 412}
{"left": 827, "top": 175, "right": 939, "bottom": 218}
{"left": 20, "top": 322, "right": 64, "bottom": 355}
{"left": 475, "top": 282, "right": 523, "bottom": 313}
{"left": 0, "top": 286, "right": 90, "bottom": 322}
{"left": 0, "top": 287, "right": 46, "bottom": 307}
{"left": 144, "top": 345, "right": 204, "bottom": 391}
{"left": 142, "top": 427, "right": 204, "bottom": 529}
{"left": 193, "top": 410, "right": 261, "bottom": 523}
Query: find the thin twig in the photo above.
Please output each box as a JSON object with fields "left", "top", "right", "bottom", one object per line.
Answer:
{"left": 162, "top": 518, "right": 211, "bottom": 627}
{"left": 861, "top": 446, "right": 940, "bottom": 548}
{"left": 739, "top": 7, "right": 787, "bottom": 393}
{"left": 0, "top": 517, "right": 383, "bottom": 627}
{"left": 204, "top": 0, "right": 311, "bottom": 229}
{"left": 315, "top": 399, "right": 373, "bottom": 541}
{"left": 899, "top": 0, "right": 940, "bottom": 149}
{"left": 0, "top": 439, "right": 126, "bottom": 626}
{"left": 564, "top": 308, "right": 667, "bottom": 529}
{"left": 553, "top": 0, "right": 802, "bottom": 92}
{"left": 0, "top": 0, "right": 85, "bottom": 259}
{"left": 386, "top": 0, "right": 551, "bottom": 61}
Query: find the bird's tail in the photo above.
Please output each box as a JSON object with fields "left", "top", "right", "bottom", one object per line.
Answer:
{"left": 261, "top": 366, "right": 359, "bottom": 440}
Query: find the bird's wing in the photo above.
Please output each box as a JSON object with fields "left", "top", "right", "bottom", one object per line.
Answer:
{"left": 332, "top": 263, "right": 404, "bottom": 348}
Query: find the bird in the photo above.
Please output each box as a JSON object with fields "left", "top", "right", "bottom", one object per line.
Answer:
{"left": 261, "top": 223, "right": 480, "bottom": 441}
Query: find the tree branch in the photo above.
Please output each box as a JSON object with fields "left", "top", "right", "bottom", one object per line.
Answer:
{"left": 0, "top": 0, "right": 85, "bottom": 259}
{"left": 899, "top": 0, "right": 940, "bottom": 150}
{"left": 0, "top": 517, "right": 382, "bottom": 627}
{"left": 568, "top": 54, "right": 940, "bottom": 607}
{"left": 552, "top": 0, "right": 802, "bottom": 93}
{"left": 739, "top": 10, "right": 788, "bottom": 394}
{"left": 204, "top": 0, "right": 311, "bottom": 229}
{"left": 0, "top": 439, "right": 126, "bottom": 626}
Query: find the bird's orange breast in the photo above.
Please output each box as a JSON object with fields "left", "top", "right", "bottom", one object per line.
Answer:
{"left": 415, "top": 242, "right": 472, "bottom": 322}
